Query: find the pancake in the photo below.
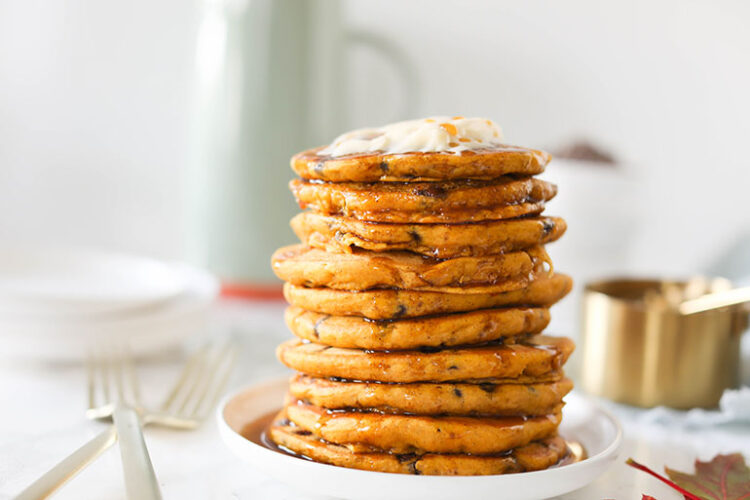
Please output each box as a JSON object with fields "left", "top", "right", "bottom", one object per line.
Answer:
{"left": 290, "top": 212, "right": 566, "bottom": 258}
{"left": 285, "top": 399, "right": 562, "bottom": 454}
{"left": 288, "top": 374, "right": 574, "bottom": 417}
{"left": 276, "top": 334, "right": 574, "bottom": 383}
{"left": 270, "top": 416, "right": 569, "bottom": 475}
{"left": 272, "top": 244, "right": 551, "bottom": 292}
{"left": 283, "top": 273, "right": 572, "bottom": 319}
{"left": 290, "top": 146, "right": 550, "bottom": 183}
{"left": 289, "top": 177, "right": 557, "bottom": 223}
{"left": 284, "top": 306, "right": 550, "bottom": 350}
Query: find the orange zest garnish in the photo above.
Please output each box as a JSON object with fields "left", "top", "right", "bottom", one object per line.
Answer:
{"left": 425, "top": 118, "right": 435, "bottom": 123}
{"left": 452, "top": 116, "right": 464, "bottom": 120}
{"left": 440, "top": 123, "right": 458, "bottom": 135}
{"left": 458, "top": 138, "right": 471, "bottom": 142}
{"left": 448, "top": 142, "right": 459, "bottom": 147}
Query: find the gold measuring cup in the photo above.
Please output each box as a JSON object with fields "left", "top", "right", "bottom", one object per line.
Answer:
{"left": 580, "top": 277, "right": 750, "bottom": 409}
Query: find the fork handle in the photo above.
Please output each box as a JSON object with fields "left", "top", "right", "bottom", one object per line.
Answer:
{"left": 14, "top": 426, "right": 117, "bottom": 500}
{"left": 112, "top": 407, "right": 162, "bottom": 500}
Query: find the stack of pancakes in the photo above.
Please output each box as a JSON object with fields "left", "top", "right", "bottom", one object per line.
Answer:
{"left": 269, "top": 141, "right": 574, "bottom": 475}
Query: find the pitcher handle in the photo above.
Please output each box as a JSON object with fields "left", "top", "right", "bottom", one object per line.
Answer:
{"left": 346, "top": 29, "right": 419, "bottom": 120}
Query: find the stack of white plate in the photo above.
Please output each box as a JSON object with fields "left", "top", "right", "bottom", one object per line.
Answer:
{"left": 0, "top": 247, "right": 218, "bottom": 362}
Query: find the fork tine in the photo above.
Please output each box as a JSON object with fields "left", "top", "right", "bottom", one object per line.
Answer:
{"left": 183, "top": 341, "right": 237, "bottom": 420}
{"left": 122, "top": 346, "right": 141, "bottom": 407}
{"left": 86, "top": 348, "right": 114, "bottom": 419}
{"left": 158, "top": 339, "right": 237, "bottom": 423}
{"left": 101, "top": 352, "right": 111, "bottom": 405}
{"left": 192, "top": 343, "right": 237, "bottom": 420}
{"left": 160, "top": 345, "right": 208, "bottom": 413}
{"left": 114, "top": 353, "right": 126, "bottom": 404}
{"left": 180, "top": 345, "right": 224, "bottom": 417}
{"left": 86, "top": 353, "right": 97, "bottom": 410}
{"left": 174, "top": 347, "right": 214, "bottom": 415}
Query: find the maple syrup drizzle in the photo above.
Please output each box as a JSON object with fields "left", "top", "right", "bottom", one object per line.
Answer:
{"left": 240, "top": 408, "right": 587, "bottom": 468}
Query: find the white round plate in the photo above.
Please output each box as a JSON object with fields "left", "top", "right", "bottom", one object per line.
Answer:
{"left": 0, "top": 263, "right": 218, "bottom": 362}
{"left": 218, "top": 378, "right": 623, "bottom": 500}
{"left": 0, "top": 247, "right": 189, "bottom": 316}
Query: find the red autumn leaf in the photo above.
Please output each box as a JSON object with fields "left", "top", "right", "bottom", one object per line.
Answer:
{"left": 666, "top": 453, "right": 750, "bottom": 500}
{"left": 627, "top": 454, "right": 750, "bottom": 500}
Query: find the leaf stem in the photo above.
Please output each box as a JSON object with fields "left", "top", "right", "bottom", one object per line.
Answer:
{"left": 626, "top": 458, "right": 703, "bottom": 500}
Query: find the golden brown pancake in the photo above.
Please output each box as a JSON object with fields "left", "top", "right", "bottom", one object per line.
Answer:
{"left": 284, "top": 306, "right": 550, "bottom": 350}
{"left": 291, "top": 146, "right": 550, "bottom": 183}
{"left": 276, "top": 335, "right": 574, "bottom": 383}
{"left": 289, "top": 374, "right": 573, "bottom": 417}
{"left": 269, "top": 415, "right": 568, "bottom": 475}
{"left": 283, "top": 273, "right": 572, "bottom": 319}
{"left": 285, "top": 399, "right": 562, "bottom": 454}
{"left": 291, "top": 212, "right": 566, "bottom": 258}
{"left": 272, "top": 244, "right": 551, "bottom": 292}
{"left": 266, "top": 130, "right": 575, "bottom": 476}
{"left": 289, "top": 177, "right": 557, "bottom": 223}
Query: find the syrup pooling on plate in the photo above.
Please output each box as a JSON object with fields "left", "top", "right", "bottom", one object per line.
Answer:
{"left": 239, "top": 410, "right": 317, "bottom": 462}
{"left": 239, "top": 409, "right": 586, "bottom": 472}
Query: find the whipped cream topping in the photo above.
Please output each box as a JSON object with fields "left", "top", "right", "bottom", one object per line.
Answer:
{"left": 318, "top": 117, "right": 504, "bottom": 157}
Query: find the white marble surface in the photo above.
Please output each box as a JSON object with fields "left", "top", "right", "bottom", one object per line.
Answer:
{"left": 1, "top": 300, "right": 748, "bottom": 500}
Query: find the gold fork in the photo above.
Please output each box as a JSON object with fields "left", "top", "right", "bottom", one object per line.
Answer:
{"left": 15, "top": 341, "right": 237, "bottom": 500}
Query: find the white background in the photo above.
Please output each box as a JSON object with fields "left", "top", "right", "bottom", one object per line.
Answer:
{"left": 1, "top": 0, "right": 749, "bottom": 274}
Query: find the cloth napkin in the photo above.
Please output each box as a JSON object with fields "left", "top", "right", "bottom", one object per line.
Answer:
{"left": 611, "top": 386, "right": 750, "bottom": 428}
